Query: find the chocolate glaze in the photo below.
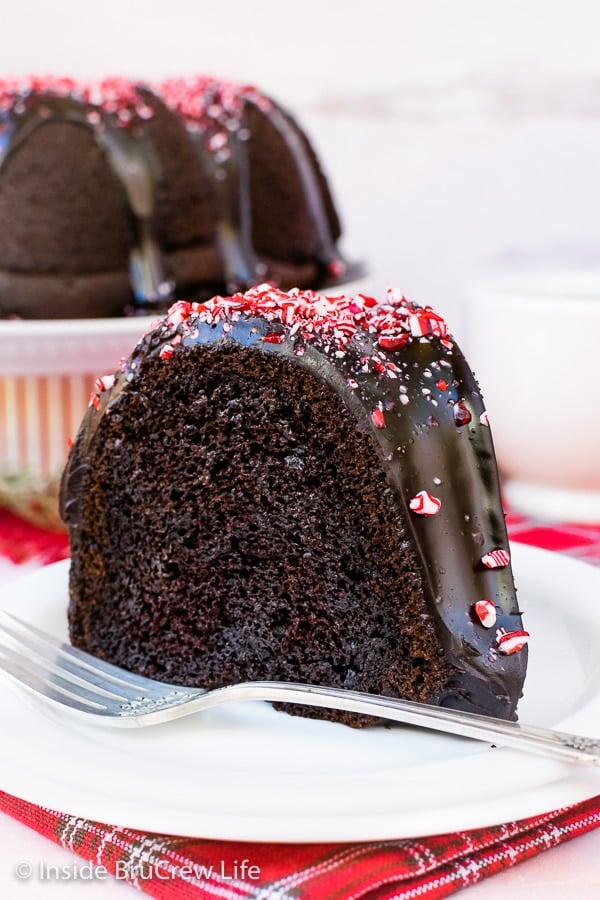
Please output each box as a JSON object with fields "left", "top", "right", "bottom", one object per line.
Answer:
{"left": 185, "top": 81, "right": 347, "bottom": 291}
{"left": 0, "top": 90, "right": 175, "bottom": 312}
{"left": 61, "top": 290, "right": 528, "bottom": 719}
{"left": 255, "top": 101, "right": 343, "bottom": 271}
{"left": 0, "top": 78, "right": 350, "bottom": 318}
{"left": 192, "top": 123, "right": 261, "bottom": 290}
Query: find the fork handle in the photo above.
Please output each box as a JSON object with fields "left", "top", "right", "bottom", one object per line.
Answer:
{"left": 205, "top": 681, "right": 600, "bottom": 766}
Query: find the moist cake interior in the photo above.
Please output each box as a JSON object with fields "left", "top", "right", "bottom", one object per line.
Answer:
{"left": 69, "top": 344, "right": 452, "bottom": 725}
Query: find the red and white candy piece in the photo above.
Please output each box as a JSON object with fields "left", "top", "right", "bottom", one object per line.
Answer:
{"left": 89, "top": 373, "right": 116, "bottom": 408}
{"left": 409, "top": 490, "right": 442, "bottom": 516}
{"left": 407, "top": 308, "right": 448, "bottom": 338}
{"left": 481, "top": 548, "right": 510, "bottom": 569}
{"left": 93, "top": 374, "right": 115, "bottom": 393}
{"left": 378, "top": 334, "right": 409, "bottom": 351}
{"left": 472, "top": 599, "right": 497, "bottom": 628}
{"left": 453, "top": 399, "right": 472, "bottom": 426}
{"left": 261, "top": 332, "right": 285, "bottom": 344}
{"left": 496, "top": 630, "right": 529, "bottom": 655}
{"left": 371, "top": 408, "right": 385, "bottom": 429}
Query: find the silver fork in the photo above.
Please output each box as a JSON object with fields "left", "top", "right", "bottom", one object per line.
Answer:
{"left": 0, "top": 611, "right": 599, "bottom": 766}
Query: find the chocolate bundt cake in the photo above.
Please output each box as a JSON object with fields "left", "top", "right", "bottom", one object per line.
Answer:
{"left": 0, "top": 76, "right": 347, "bottom": 319}
{"left": 61, "top": 286, "right": 528, "bottom": 727}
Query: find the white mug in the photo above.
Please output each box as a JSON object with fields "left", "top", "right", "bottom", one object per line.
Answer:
{"left": 462, "top": 269, "right": 600, "bottom": 523}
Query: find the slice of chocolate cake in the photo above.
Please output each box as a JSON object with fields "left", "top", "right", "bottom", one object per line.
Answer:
{"left": 60, "top": 287, "right": 528, "bottom": 726}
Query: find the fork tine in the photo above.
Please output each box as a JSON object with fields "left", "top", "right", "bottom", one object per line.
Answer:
{"left": 0, "top": 640, "right": 115, "bottom": 713}
{"left": 0, "top": 616, "right": 144, "bottom": 702}
{"left": 0, "top": 612, "right": 168, "bottom": 696}
{"left": 0, "top": 615, "right": 205, "bottom": 723}
{"left": 0, "top": 627, "right": 142, "bottom": 703}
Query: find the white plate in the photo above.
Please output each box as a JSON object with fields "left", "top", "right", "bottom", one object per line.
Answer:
{"left": 0, "top": 544, "right": 599, "bottom": 842}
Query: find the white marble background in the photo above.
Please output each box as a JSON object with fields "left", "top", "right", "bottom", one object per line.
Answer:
{"left": 4, "top": 0, "right": 600, "bottom": 331}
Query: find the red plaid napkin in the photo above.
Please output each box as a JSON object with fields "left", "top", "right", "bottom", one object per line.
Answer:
{"left": 0, "top": 505, "right": 599, "bottom": 900}
{"left": 0, "top": 508, "right": 69, "bottom": 566}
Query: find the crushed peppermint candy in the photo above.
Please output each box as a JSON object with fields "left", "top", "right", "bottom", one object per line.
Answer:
{"left": 453, "top": 399, "right": 472, "bottom": 426}
{"left": 406, "top": 308, "right": 447, "bottom": 338}
{"left": 371, "top": 408, "right": 385, "bottom": 429}
{"left": 93, "top": 374, "right": 115, "bottom": 393}
{"left": 161, "top": 76, "right": 271, "bottom": 136}
{"left": 472, "top": 600, "right": 497, "bottom": 628}
{"left": 154, "top": 286, "right": 453, "bottom": 361}
{"left": 0, "top": 75, "right": 282, "bottom": 164}
{"left": 378, "top": 334, "right": 409, "bottom": 351}
{"left": 409, "top": 490, "right": 442, "bottom": 516}
{"left": 481, "top": 548, "right": 510, "bottom": 569}
{"left": 89, "top": 373, "right": 115, "bottom": 407}
{"left": 0, "top": 75, "right": 154, "bottom": 123}
{"left": 160, "top": 77, "right": 274, "bottom": 167}
{"left": 496, "top": 630, "right": 529, "bottom": 655}
{"left": 0, "top": 74, "right": 274, "bottom": 135}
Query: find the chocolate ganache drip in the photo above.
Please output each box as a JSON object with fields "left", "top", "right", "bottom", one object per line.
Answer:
{"left": 160, "top": 77, "right": 349, "bottom": 291}
{"left": 0, "top": 78, "right": 175, "bottom": 314}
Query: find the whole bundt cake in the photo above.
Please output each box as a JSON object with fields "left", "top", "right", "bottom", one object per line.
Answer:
{"left": 61, "top": 286, "right": 528, "bottom": 727}
{"left": 0, "top": 76, "right": 347, "bottom": 319}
